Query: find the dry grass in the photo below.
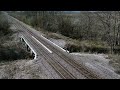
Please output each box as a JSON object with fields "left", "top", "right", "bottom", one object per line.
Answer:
{"left": 108, "top": 54, "right": 120, "bottom": 74}
{"left": 0, "top": 59, "right": 46, "bottom": 79}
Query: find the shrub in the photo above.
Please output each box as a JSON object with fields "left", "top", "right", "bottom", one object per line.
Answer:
{"left": 0, "top": 44, "right": 32, "bottom": 62}
{"left": 64, "top": 40, "right": 110, "bottom": 53}
{"left": 64, "top": 43, "right": 82, "bottom": 53}
{"left": 0, "top": 18, "right": 11, "bottom": 36}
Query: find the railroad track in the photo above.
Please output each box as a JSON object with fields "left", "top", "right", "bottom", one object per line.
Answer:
{"left": 22, "top": 25, "right": 102, "bottom": 79}
{"left": 22, "top": 33, "right": 76, "bottom": 79}
{"left": 11, "top": 21, "right": 76, "bottom": 79}
{"left": 8, "top": 15, "right": 103, "bottom": 79}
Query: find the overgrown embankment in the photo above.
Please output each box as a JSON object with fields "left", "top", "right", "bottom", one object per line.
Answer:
{"left": 0, "top": 13, "right": 32, "bottom": 62}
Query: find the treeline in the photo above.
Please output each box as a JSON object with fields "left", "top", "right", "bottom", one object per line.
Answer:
{"left": 8, "top": 11, "right": 120, "bottom": 54}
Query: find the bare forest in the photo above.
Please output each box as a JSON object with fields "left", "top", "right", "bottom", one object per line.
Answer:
{"left": 8, "top": 11, "right": 120, "bottom": 54}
